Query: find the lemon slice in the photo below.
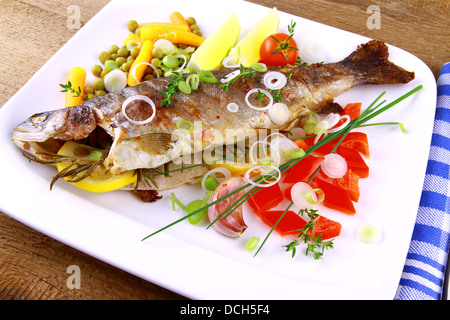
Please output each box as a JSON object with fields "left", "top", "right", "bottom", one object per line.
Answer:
{"left": 227, "top": 7, "right": 279, "bottom": 66}
{"left": 208, "top": 162, "right": 258, "bottom": 177}
{"left": 56, "top": 141, "right": 136, "bottom": 193}
{"left": 187, "top": 12, "right": 241, "bottom": 71}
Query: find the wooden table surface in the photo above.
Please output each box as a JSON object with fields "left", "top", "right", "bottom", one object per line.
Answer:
{"left": 0, "top": 0, "right": 448, "bottom": 300}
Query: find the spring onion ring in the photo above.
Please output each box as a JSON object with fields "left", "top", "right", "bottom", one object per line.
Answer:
{"left": 222, "top": 55, "right": 246, "bottom": 68}
{"left": 227, "top": 102, "right": 239, "bottom": 113}
{"left": 263, "top": 71, "right": 287, "bottom": 90}
{"left": 122, "top": 95, "right": 156, "bottom": 125}
{"left": 173, "top": 53, "right": 188, "bottom": 70}
{"left": 176, "top": 119, "right": 194, "bottom": 134}
{"left": 291, "top": 182, "right": 324, "bottom": 209}
{"left": 220, "top": 70, "right": 241, "bottom": 83}
{"left": 245, "top": 88, "right": 273, "bottom": 111}
{"left": 357, "top": 224, "right": 381, "bottom": 244}
{"left": 244, "top": 165, "right": 281, "bottom": 188}
{"left": 321, "top": 153, "right": 348, "bottom": 178}
{"left": 201, "top": 167, "right": 232, "bottom": 194}
{"left": 249, "top": 140, "right": 271, "bottom": 164}
{"left": 250, "top": 62, "right": 267, "bottom": 72}
{"left": 268, "top": 102, "right": 290, "bottom": 125}
{"left": 131, "top": 61, "right": 159, "bottom": 85}
{"left": 104, "top": 69, "right": 127, "bottom": 93}
{"left": 328, "top": 115, "right": 351, "bottom": 133}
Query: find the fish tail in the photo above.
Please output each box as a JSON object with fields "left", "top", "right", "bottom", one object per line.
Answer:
{"left": 341, "top": 40, "right": 415, "bottom": 85}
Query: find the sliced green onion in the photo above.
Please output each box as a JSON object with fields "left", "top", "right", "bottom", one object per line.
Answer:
{"left": 399, "top": 123, "right": 406, "bottom": 133}
{"left": 250, "top": 62, "right": 267, "bottom": 72}
{"left": 105, "top": 59, "right": 119, "bottom": 71}
{"left": 176, "top": 119, "right": 194, "bottom": 134}
{"left": 314, "top": 120, "right": 329, "bottom": 134}
{"left": 177, "top": 80, "right": 191, "bottom": 94}
{"left": 357, "top": 224, "right": 381, "bottom": 244}
{"left": 198, "top": 70, "right": 218, "bottom": 83}
{"left": 87, "top": 150, "right": 103, "bottom": 161}
{"left": 187, "top": 199, "right": 206, "bottom": 225}
{"left": 162, "top": 55, "right": 180, "bottom": 69}
{"left": 187, "top": 74, "right": 199, "bottom": 90}
{"left": 283, "top": 148, "right": 306, "bottom": 159}
{"left": 171, "top": 192, "right": 187, "bottom": 211}
{"left": 245, "top": 236, "right": 260, "bottom": 251}
{"left": 205, "top": 176, "right": 220, "bottom": 191}
{"left": 304, "top": 188, "right": 325, "bottom": 205}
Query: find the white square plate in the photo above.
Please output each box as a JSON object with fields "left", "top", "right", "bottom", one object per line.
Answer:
{"left": 0, "top": 0, "right": 437, "bottom": 299}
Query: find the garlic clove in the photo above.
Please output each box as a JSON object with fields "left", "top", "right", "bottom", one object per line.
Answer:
{"left": 208, "top": 176, "right": 248, "bottom": 238}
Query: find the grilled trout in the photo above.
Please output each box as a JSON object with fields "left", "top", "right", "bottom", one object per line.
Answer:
{"left": 12, "top": 40, "right": 414, "bottom": 189}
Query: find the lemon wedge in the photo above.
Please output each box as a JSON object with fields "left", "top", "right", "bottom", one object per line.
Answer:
{"left": 56, "top": 141, "right": 136, "bottom": 193}
{"left": 187, "top": 12, "right": 241, "bottom": 71}
{"left": 227, "top": 7, "right": 280, "bottom": 66}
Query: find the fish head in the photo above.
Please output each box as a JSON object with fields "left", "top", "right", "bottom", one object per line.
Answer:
{"left": 11, "top": 105, "right": 97, "bottom": 158}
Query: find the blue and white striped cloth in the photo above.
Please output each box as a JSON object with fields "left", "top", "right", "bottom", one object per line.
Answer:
{"left": 395, "top": 63, "right": 450, "bottom": 300}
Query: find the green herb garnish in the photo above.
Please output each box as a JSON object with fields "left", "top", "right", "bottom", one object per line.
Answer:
{"left": 59, "top": 81, "right": 88, "bottom": 101}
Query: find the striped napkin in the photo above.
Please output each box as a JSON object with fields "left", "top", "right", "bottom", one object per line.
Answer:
{"left": 395, "top": 63, "right": 450, "bottom": 300}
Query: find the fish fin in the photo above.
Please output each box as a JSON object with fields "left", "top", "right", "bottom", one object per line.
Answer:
{"left": 125, "top": 133, "right": 175, "bottom": 151}
{"left": 341, "top": 40, "right": 415, "bottom": 85}
{"left": 314, "top": 98, "right": 344, "bottom": 114}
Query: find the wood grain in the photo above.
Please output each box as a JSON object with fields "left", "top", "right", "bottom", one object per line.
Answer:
{"left": 0, "top": 0, "right": 448, "bottom": 300}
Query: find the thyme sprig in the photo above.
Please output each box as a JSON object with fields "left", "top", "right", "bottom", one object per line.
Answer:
{"left": 142, "top": 85, "right": 423, "bottom": 259}
{"left": 59, "top": 81, "right": 88, "bottom": 101}
{"left": 160, "top": 72, "right": 186, "bottom": 108}
{"left": 283, "top": 208, "right": 334, "bottom": 260}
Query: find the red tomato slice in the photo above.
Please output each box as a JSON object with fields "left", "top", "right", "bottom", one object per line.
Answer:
{"left": 282, "top": 155, "right": 325, "bottom": 184}
{"left": 247, "top": 183, "right": 283, "bottom": 213}
{"left": 257, "top": 210, "right": 308, "bottom": 236}
{"left": 336, "top": 147, "right": 369, "bottom": 179}
{"left": 334, "top": 168, "right": 360, "bottom": 202}
{"left": 310, "top": 215, "right": 342, "bottom": 240}
{"left": 314, "top": 177, "right": 356, "bottom": 215}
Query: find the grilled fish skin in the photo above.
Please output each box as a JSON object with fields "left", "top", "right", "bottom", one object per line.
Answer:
{"left": 12, "top": 40, "right": 414, "bottom": 179}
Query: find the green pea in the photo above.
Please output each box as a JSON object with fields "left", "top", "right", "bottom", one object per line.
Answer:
{"left": 126, "top": 20, "right": 139, "bottom": 33}
{"left": 186, "top": 17, "right": 196, "bottom": 25}
{"left": 193, "top": 30, "right": 202, "bottom": 37}
{"left": 121, "top": 60, "right": 132, "bottom": 72}
{"left": 95, "top": 90, "right": 107, "bottom": 97}
{"left": 109, "top": 45, "right": 119, "bottom": 54}
{"left": 85, "top": 93, "right": 96, "bottom": 100}
{"left": 134, "top": 27, "right": 141, "bottom": 36}
{"left": 85, "top": 85, "right": 95, "bottom": 95}
{"left": 190, "top": 24, "right": 200, "bottom": 31}
{"left": 151, "top": 57, "right": 160, "bottom": 68}
{"left": 100, "top": 68, "right": 109, "bottom": 78}
{"left": 91, "top": 64, "right": 103, "bottom": 77}
{"left": 115, "top": 57, "right": 127, "bottom": 67}
{"left": 130, "top": 46, "right": 140, "bottom": 59}
{"left": 110, "top": 53, "right": 118, "bottom": 60}
{"left": 98, "top": 51, "right": 110, "bottom": 64}
{"left": 93, "top": 78, "right": 105, "bottom": 91}
{"left": 152, "top": 47, "right": 164, "bottom": 59}
{"left": 143, "top": 74, "right": 155, "bottom": 81}
{"left": 117, "top": 47, "right": 129, "bottom": 58}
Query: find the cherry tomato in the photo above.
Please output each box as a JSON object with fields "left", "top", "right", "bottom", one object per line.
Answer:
{"left": 260, "top": 33, "right": 299, "bottom": 66}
